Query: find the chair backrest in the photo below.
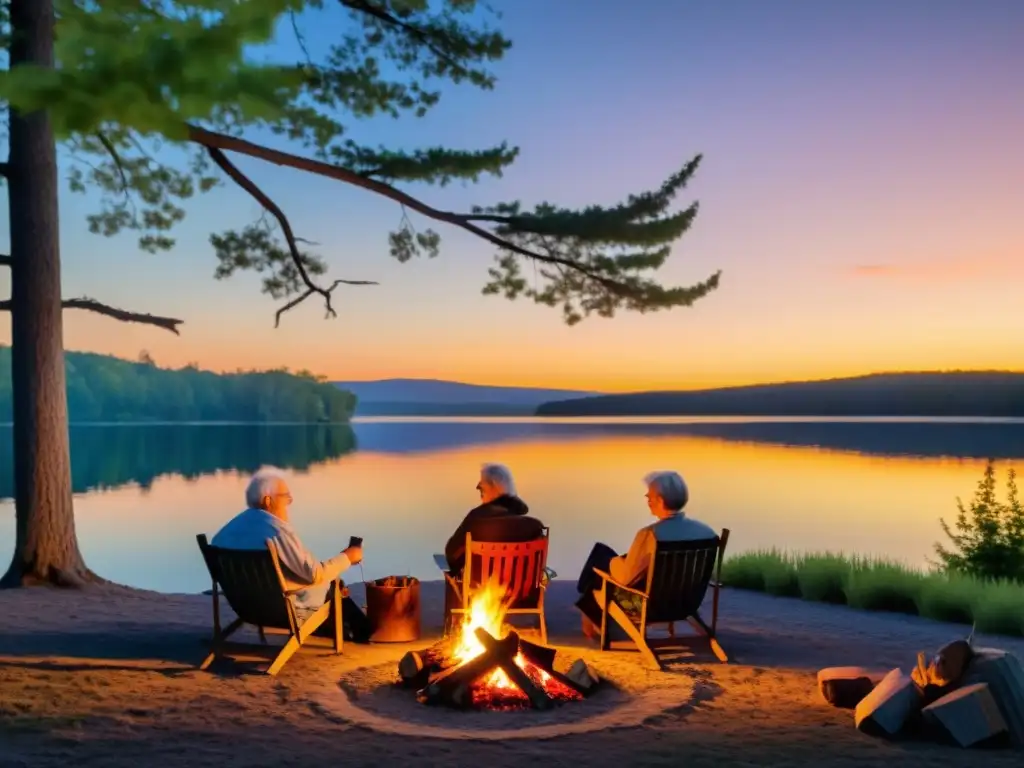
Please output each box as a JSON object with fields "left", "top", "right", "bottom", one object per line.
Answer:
{"left": 642, "top": 528, "right": 730, "bottom": 624}
{"left": 196, "top": 534, "right": 294, "bottom": 629}
{"left": 465, "top": 527, "right": 549, "bottom": 606}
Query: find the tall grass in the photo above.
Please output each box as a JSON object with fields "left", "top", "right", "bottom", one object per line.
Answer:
{"left": 720, "top": 550, "right": 1024, "bottom": 637}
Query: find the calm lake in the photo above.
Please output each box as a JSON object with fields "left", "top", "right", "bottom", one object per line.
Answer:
{"left": 1, "top": 417, "right": 1023, "bottom": 595}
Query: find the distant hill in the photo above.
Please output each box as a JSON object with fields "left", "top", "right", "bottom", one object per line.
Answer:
{"left": 535, "top": 372, "right": 1024, "bottom": 418}
{"left": 333, "top": 378, "right": 597, "bottom": 416}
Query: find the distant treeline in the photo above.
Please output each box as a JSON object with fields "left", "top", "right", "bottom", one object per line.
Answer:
{"left": 536, "top": 372, "right": 1024, "bottom": 417}
{"left": 0, "top": 347, "right": 357, "bottom": 423}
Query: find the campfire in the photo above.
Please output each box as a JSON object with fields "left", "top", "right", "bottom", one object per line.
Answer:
{"left": 398, "top": 582, "right": 601, "bottom": 710}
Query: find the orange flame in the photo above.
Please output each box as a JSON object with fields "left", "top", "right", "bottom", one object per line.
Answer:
{"left": 454, "top": 579, "right": 552, "bottom": 691}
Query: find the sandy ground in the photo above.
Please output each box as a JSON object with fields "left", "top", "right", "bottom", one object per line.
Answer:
{"left": 1, "top": 580, "right": 1023, "bottom": 767}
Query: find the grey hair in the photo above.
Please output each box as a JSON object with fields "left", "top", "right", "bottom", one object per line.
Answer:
{"left": 481, "top": 463, "right": 516, "bottom": 496}
{"left": 246, "top": 465, "right": 288, "bottom": 509}
{"left": 644, "top": 470, "right": 689, "bottom": 511}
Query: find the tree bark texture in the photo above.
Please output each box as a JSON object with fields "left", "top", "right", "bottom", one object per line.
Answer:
{"left": 0, "top": 0, "right": 97, "bottom": 587}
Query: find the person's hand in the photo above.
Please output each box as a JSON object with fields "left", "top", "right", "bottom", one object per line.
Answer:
{"left": 344, "top": 544, "right": 364, "bottom": 565}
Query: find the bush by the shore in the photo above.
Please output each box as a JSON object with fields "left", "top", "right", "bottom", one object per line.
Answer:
{"left": 720, "top": 550, "right": 1024, "bottom": 637}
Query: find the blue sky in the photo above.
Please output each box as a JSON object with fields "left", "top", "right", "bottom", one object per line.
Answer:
{"left": 2, "top": 0, "right": 1022, "bottom": 390}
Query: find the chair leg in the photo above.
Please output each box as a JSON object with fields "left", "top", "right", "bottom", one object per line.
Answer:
{"left": 690, "top": 613, "right": 728, "bottom": 663}
{"left": 598, "top": 584, "right": 610, "bottom": 651}
{"left": 607, "top": 601, "right": 661, "bottom": 670}
{"left": 266, "top": 635, "right": 302, "bottom": 677}
{"left": 333, "top": 584, "right": 343, "bottom": 654}
{"left": 199, "top": 617, "right": 244, "bottom": 672}
{"left": 538, "top": 609, "right": 548, "bottom": 646}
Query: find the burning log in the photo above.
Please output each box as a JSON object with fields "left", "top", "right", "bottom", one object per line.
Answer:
{"left": 475, "top": 628, "right": 553, "bottom": 711}
{"left": 418, "top": 631, "right": 521, "bottom": 708}
{"left": 518, "top": 637, "right": 594, "bottom": 698}
{"left": 518, "top": 637, "right": 557, "bottom": 669}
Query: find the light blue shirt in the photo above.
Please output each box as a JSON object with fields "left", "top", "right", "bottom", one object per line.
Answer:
{"left": 212, "top": 508, "right": 351, "bottom": 612}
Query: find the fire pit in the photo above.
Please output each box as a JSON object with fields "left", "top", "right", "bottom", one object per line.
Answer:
{"left": 397, "top": 583, "right": 601, "bottom": 710}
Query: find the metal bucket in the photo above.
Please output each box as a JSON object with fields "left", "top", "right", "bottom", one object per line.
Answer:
{"left": 365, "top": 576, "right": 421, "bottom": 643}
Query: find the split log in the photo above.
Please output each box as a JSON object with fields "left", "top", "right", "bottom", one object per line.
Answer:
{"left": 854, "top": 668, "right": 925, "bottom": 736}
{"left": 475, "top": 628, "right": 553, "bottom": 710}
{"left": 566, "top": 659, "right": 601, "bottom": 694}
{"left": 817, "top": 666, "right": 887, "bottom": 709}
{"left": 398, "top": 642, "right": 453, "bottom": 688}
{"left": 418, "top": 632, "right": 520, "bottom": 708}
{"left": 923, "top": 683, "right": 1008, "bottom": 748}
{"left": 962, "top": 648, "right": 1024, "bottom": 747}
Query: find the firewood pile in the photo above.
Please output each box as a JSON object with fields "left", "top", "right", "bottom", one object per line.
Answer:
{"left": 818, "top": 639, "right": 1024, "bottom": 749}
{"left": 397, "top": 627, "right": 601, "bottom": 711}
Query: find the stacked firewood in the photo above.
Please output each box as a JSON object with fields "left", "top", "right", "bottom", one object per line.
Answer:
{"left": 817, "top": 639, "right": 1024, "bottom": 749}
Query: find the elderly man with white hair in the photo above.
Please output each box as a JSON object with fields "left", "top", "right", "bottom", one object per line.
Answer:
{"left": 212, "top": 466, "right": 370, "bottom": 642}
{"left": 575, "top": 470, "right": 716, "bottom": 638}
{"left": 442, "top": 462, "right": 545, "bottom": 575}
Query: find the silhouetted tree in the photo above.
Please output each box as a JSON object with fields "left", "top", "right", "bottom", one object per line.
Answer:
{"left": 0, "top": 1, "right": 719, "bottom": 587}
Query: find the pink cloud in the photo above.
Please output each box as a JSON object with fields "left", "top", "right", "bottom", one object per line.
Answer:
{"left": 847, "top": 259, "right": 1018, "bottom": 281}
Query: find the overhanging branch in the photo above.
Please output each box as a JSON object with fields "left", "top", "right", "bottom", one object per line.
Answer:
{"left": 203, "top": 145, "right": 378, "bottom": 322}
{"left": 185, "top": 125, "right": 627, "bottom": 295}
{"left": 0, "top": 297, "right": 183, "bottom": 334}
{"left": 339, "top": 0, "right": 469, "bottom": 77}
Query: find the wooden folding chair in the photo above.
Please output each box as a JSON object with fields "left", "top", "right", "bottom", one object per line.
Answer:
{"left": 196, "top": 533, "right": 344, "bottom": 676}
{"left": 442, "top": 528, "right": 550, "bottom": 644}
{"left": 594, "top": 528, "right": 730, "bottom": 670}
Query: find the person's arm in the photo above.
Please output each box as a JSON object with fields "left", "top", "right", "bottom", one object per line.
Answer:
{"left": 444, "top": 512, "right": 475, "bottom": 571}
{"left": 272, "top": 528, "right": 351, "bottom": 587}
{"left": 608, "top": 529, "right": 654, "bottom": 587}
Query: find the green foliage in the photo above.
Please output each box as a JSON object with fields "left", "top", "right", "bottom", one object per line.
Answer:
{"left": 0, "top": 345, "right": 356, "bottom": 422}
{"left": 0, "top": 0, "right": 719, "bottom": 325}
{"left": 720, "top": 549, "right": 1024, "bottom": 637}
{"left": 934, "top": 460, "right": 1024, "bottom": 583}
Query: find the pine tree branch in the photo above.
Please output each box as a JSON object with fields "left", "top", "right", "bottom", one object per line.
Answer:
{"left": 185, "top": 125, "right": 627, "bottom": 295}
{"left": 203, "top": 145, "right": 379, "bottom": 322}
{"left": 0, "top": 297, "right": 183, "bottom": 334}
{"left": 338, "top": 0, "right": 471, "bottom": 77}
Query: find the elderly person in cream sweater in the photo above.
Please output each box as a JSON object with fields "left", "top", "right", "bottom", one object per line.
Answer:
{"left": 574, "top": 470, "right": 717, "bottom": 638}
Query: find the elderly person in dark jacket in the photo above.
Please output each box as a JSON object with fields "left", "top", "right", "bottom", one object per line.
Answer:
{"left": 443, "top": 463, "right": 545, "bottom": 575}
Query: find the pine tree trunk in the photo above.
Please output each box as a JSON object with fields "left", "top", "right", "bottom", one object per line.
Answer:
{"left": 0, "top": 0, "right": 100, "bottom": 588}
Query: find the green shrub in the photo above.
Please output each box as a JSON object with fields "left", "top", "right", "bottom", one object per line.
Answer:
{"left": 794, "top": 553, "right": 850, "bottom": 604}
{"left": 720, "top": 550, "right": 781, "bottom": 592}
{"left": 843, "top": 565, "right": 922, "bottom": 615}
{"left": 934, "top": 460, "right": 1024, "bottom": 583}
{"left": 720, "top": 549, "right": 1024, "bottom": 637}
{"left": 971, "top": 581, "right": 1024, "bottom": 636}
{"left": 914, "top": 575, "right": 978, "bottom": 625}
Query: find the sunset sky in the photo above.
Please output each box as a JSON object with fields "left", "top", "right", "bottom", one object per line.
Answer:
{"left": 1, "top": 0, "right": 1021, "bottom": 392}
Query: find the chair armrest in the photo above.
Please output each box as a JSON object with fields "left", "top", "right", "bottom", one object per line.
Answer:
{"left": 592, "top": 568, "right": 649, "bottom": 599}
